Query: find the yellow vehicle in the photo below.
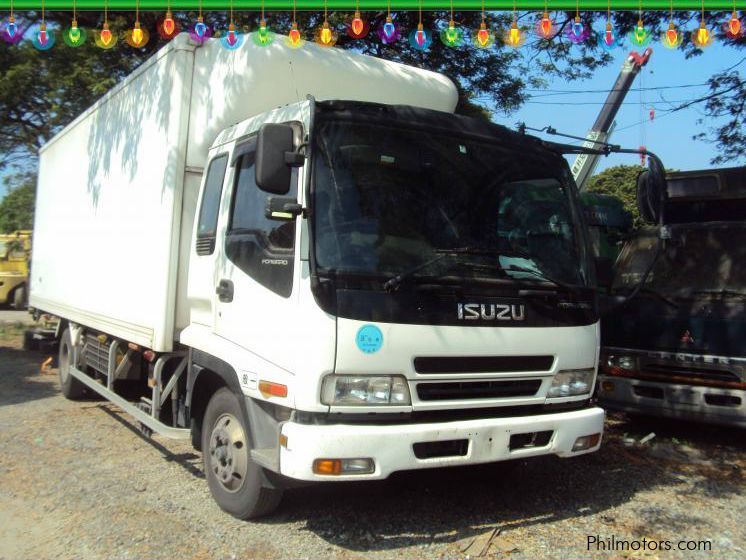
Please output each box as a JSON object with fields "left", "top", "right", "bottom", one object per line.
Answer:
{"left": 0, "top": 230, "right": 31, "bottom": 309}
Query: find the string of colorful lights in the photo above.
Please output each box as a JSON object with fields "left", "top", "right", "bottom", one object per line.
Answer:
{"left": 0, "top": 2, "right": 742, "bottom": 51}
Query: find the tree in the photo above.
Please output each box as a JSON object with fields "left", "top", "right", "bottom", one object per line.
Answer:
{"left": 0, "top": 180, "right": 35, "bottom": 233}
{"left": 586, "top": 164, "right": 643, "bottom": 225}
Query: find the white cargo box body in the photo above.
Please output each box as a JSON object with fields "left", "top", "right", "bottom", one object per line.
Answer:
{"left": 31, "top": 34, "right": 457, "bottom": 351}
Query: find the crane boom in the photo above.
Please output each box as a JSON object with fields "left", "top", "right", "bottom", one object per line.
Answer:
{"left": 572, "top": 48, "right": 653, "bottom": 191}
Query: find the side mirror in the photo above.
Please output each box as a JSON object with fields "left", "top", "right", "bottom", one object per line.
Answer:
{"left": 255, "top": 123, "right": 304, "bottom": 195}
{"left": 636, "top": 155, "right": 667, "bottom": 224}
{"left": 594, "top": 256, "right": 614, "bottom": 288}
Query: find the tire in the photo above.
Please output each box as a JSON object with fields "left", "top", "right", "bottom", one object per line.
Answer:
{"left": 58, "top": 328, "right": 86, "bottom": 400}
{"left": 202, "top": 387, "right": 283, "bottom": 519}
{"left": 12, "top": 285, "right": 26, "bottom": 310}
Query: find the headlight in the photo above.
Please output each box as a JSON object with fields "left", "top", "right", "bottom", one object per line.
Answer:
{"left": 321, "top": 375, "right": 411, "bottom": 406}
{"left": 606, "top": 354, "right": 636, "bottom": 370}
{"left": 547, "top": 368, "right": 595, "bottom": 398}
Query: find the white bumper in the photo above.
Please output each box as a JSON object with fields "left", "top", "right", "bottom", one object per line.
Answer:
{"left": 279, "top": 406, "right": 604, "bottom": 481}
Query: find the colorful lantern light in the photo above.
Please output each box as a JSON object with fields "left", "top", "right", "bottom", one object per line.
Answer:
{"left": 691, "top": 0, "right": 714, "bottom": 48}
{"left": 503, "top": 19, "right": 525, "bottom": 49}
{"left": 64, "top": 16, "right": 88, "bottom": 47}
{"left": 315, "top": 1, "right": 338, "bottom": 48}
{"left": 628, "top": 2, "right": 652, "bottom": 47}
{"left": 126, "top": 0, "right": 150, "bottom": 48}
{"left": 472, "top": 2, "right": 493, "bottom": 48}
{"left": 535, "top": 8, "right": 556, "bottom": 40}
{"left": 598, "top": 1, "right": 619, "bottom": 50}
{"left": 347, "top": 1, "right": 369, "bottom": 39}
{"left": 725, "top": 2, "right": 742, "bottom": 39}
{"left": 377, "top": 15, "right": 400, "bottom": 44}
{"left": 661, "top": 20, "right": 682, "bottom": 48}
{"left": 190, "top": 0, "right": 212, "bottom": 43}
{"left": 440, "top": 0, "right": 462, "bottom": 47}
{"left": 286, "top": 0, "right": 304, "bottom": 48}
{"left": 251, "top": 1, "right": 274, "bottom": 46}
{"left": 95, "top": 1, "right": 118, "bottom": 51}
{"left": 2, "top": 0, "right": 24, "bottom": 44}
{"left": 288, "top": 21, "right": 304, "bottom": 48}
{"left": 158, "top": 3, "right": 180, "bottom": 40}
{"left": 32, "top": 1, "right": 56, "bottom": 51}
{"left": 409, "top": 22, "right": 432, "bottom": 51}
{"left": 566, "top": 1, "right": 589, "bottom": 45}
{"left": 221, "top": 0, "right": 244, "bottom": 50}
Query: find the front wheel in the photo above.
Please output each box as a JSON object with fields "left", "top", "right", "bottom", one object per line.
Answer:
{"left": 58, "top": 328, "right": 86, "bottom": 400}
{"left": 202, "top": 387, "right": 283, "bottom": 519}
{"left": 13, "top": 285, "right": 26, "bottom": 310}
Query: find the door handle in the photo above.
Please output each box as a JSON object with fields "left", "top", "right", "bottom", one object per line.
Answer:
{"left": 216, "top": 279, "right": 234, "bottom": 303}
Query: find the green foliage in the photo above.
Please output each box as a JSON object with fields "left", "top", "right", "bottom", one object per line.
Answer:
{"left": 586, "top": 165, "right": 643, "bottom": 226}
{"left": 0, "top": 179, "right": 35, "bottom": 233}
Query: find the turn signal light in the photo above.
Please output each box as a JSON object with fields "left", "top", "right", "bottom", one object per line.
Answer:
{"left": 313, "top": 458, "right": 375, "bottom": 475}
{"left": 259, "top": 380, "right": 288, "bottom": 398}
{"left": 572, "top": 433, "right": 601, "bottom": 451}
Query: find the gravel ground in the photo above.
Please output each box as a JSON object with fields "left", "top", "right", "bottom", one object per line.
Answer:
{"left": 1, "top": 328, "right": 745, "bottom": 560}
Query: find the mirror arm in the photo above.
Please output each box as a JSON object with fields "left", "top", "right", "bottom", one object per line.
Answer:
{"left": 284, "top": 151, "right": 306, "bottom": 167}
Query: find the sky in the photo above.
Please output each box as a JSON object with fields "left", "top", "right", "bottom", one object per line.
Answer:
{"left": 495, "top": 40, "right": 745, "bottom": 174}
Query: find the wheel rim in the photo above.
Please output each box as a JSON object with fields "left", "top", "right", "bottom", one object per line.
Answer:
{"left": 208, "top": 413, "right": 248, "bottom": 493}
{"left": 59, "top": 339, "right": 70, "bottom": 383}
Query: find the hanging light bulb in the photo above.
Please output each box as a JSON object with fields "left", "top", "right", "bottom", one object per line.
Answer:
{"left": 288, "top": 21, "right": 303, "bottom": 47}
{"left": 252, "top": 18, "right": 275, "bottom": 46}
{"left": 6, "top": 15, "right": 17, "bottom": 38}
{"left": 472, "top": 1, "right": 493, "bottom": 48}
{"left": 661, "top": 20, "right": 682, "bottom": 48}
{"left": 503, "top": 19, "right": 525, "bottom": 49}
{"left": 377, "top": 1, "right": 401, "bottom": 46}
{"left": 32, "top": 1, "right": 56, "bottom": 51}
{"left": 63, "top": 1, "right": 86, "bottom": 47}
{"left": 286, "top": 0, "right": 303, "bottom": 48}
{"left": 190, "top": 1, "right": 211, "bottom": 44}
{"left": 348, "top": 11, "right": 367, "bottom": 38}
{"left": 220, "top": 0, "right": 244, "bottom": 50}
{"left": 692, "top": 0, "right": 714, "bottom": 48}
{"left": 163, "top": 10, "right": 175, "bottom": 35}
{"left": 725, "top": 9, "right": 742, "bottom": 38}
{"left": 100, "top": 22, "right": 113, "bottom": 45}
{"left": 628, "top": 1, "right": 652, "bottom": 47}
{"left": 408, "top": 1, "right": 431, "bottom": 51}
{"left": 535, "top": 10, "right": 556, "bottom": 39}
{"left": 158, "top": 4, "right": 180, "bottom": 40}
{"left": 126, "top": 1, "right": 150, "bottom": 48}
{"left": 439, "top": 0, "right": 462, "bottom": 47}
{"left": 565, "top": 0, "right": 589, "bottom": 46}
{"left": 315, "top": 0, "right": 338, "bottom": 46}
{"left": 598, "top": 1, "right": 618, "bottom": 50}
{"left": 347, "top": 1, "right": 369, "bottom": 40}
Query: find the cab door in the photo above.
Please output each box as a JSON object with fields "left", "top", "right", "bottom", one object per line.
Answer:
{"left": 212, "top": 137, "right": 300, "bottom": 370}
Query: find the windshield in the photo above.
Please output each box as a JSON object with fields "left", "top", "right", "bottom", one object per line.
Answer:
{"left": 311, "top": 120, "right": 590, "bottom": 288}
{"left": 613, "top": 226, "right": 746, "bottom": 297}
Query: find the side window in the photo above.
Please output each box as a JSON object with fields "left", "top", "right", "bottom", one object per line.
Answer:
{"left": 195, "top": 155, "right": 228, "bottom": 255}
{"left": 226, "top": 147, "right": 297, "bottom": 298}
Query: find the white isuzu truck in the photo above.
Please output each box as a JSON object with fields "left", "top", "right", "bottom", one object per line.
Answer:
{"left": 31, "top": 33, "right": 604, "bottom": 518}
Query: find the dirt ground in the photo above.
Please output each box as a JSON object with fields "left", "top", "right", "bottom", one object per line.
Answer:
{"left": 1, "top": 326, "right": 745, "bottom": 560}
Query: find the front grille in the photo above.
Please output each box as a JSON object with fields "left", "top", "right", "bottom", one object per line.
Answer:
{"left": 416, "top": 379, "right": 542, "bottom": 401}
{"left": 414, "top": 355, "right": 554, "bottom": 374}
{"left": 641, "top": 363, "right": 742, "bottom": 384}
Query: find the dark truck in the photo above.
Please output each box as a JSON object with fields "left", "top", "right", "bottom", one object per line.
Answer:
{"left": 597, "top": 166, "right": 746, "bottom": 427}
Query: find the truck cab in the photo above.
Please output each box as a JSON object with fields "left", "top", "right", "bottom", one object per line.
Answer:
{"left": 182, "top": 98, "right": 604, "bottom": 514}
{"left": 598, "top": 166, "right": 746, "bottom": 426}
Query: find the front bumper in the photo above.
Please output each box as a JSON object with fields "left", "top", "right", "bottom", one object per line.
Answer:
{"left": 598, "top": 375, "right": 746, "bottom": 428}
{"left": 279, "top": 406, "right": 604, "bottom": 481}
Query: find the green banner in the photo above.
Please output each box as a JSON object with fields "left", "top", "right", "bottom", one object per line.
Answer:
{"left": 2, "top": 2, "right": 741, "bottom": 10}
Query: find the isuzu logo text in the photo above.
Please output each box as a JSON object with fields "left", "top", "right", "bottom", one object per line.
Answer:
{"left": 457, "top": 303, "right": 526, "bottom": 321}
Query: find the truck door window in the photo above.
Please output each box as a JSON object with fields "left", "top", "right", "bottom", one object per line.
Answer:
{"left": 226, "top": 151, "right": 297, "bottom": 298}
{"left": 195, "top": 154, "right": 229, "bottom": 255}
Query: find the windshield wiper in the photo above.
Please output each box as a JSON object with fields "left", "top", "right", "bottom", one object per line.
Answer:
{"left": 382, "top": 247, "right": 501, "bottom": 291}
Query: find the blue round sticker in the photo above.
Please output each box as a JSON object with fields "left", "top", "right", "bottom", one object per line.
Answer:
{"left": 356, "top": 324, "right": 383, "bottom": 354}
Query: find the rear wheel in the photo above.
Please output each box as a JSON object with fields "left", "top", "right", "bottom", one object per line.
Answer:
{"left": 12, "top": 285, "right": 26, "bottom": 310}
{"left": 202, "top": 387, "right": 283, "bottom": 519}
{"left": 58, "top": 328, "right": 86, "bottom": 400}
